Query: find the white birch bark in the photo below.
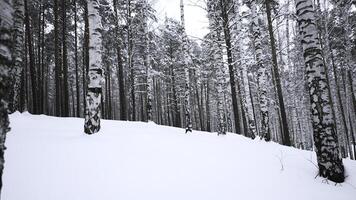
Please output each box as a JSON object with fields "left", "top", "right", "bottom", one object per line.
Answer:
{"left": 11, "top": 0, "right": 24, "bottom": 111}
{"left": 250, "top": 0, "right": 270, "bottom": 140}
{"left": 84, "top": 0, "right": 103, "bottom": 134}
{"left": 295, "top": 0, "right": 344, "bottom": 183}
{"left": 207, "top": 0, "right": 226, "bottom": 135}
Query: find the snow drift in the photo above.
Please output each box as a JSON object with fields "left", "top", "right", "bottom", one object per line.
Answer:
{"left": 3, "top": 112, "right": 356, "bottom": 200}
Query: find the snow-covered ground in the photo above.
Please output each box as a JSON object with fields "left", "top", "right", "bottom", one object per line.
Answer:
{"left": 3, "top": 112, "right": 356, "bottom": 200}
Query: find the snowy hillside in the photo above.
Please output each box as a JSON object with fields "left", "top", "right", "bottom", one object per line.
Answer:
{"left": 3, "top": 112, "right": 356, "bottom": 200}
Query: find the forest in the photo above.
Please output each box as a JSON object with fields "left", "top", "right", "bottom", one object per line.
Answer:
{"left": 0, "top": 0, "right": 356, "bottom": 198}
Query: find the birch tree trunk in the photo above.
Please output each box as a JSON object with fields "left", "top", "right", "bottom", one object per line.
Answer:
{"left": 295, "top": 0, "right": 344, "bottom": 183}
{"left": 11, "top": 0, "right": 24, "bottom": 112}
{"left": 84, "top": 0, "right": 103, "bottom": 134}
{"left": 250, "top": 1, "right": 270, "bottom": 141}
{"left": 207, "top": 0, "right": 226, "bottom": 135}
{"left": 180, "top": 0, "right": 192, "bottom": 133}
{"left": 143, "top": 0, "right": 153, "bottom": 122}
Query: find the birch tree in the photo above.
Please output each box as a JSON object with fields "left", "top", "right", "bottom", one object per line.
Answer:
{"left": 10, "top": 0, "right": 24, "bottom": 112}
{"left": 250, "top": 0, "right": 270, "bottom": 141}
{"left": 295, "top": 0, "right": 344, "bottom": 183}
{"left": 180, "top": 0, "right": 192, "bottom": 133}
{"left": 207, "top": 0, "right": 226, "bottom": 135}
{"left": 84, "top": 0, "right": 103, "bottom": 134}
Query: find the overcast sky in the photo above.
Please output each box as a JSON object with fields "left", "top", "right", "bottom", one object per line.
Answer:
{"left": 153, "top": 0, "right": 209, "bottom": 41}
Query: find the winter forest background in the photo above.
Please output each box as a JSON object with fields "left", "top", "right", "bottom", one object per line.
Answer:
{"left": 0, "top": 0, "right": 356, "bottom": 199}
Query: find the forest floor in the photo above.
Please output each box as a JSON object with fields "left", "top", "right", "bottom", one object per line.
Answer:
{"left": 3, "top": 112, "right": 356, "bottom": 200}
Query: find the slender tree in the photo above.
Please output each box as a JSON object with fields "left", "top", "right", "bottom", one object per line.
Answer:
{"left": 180, "top": 0, "right": 193, "bottom": 133}
{"left": 265, "top": 0, "right": 291, "bottom": 146}
{"left": 62, "top": 0, "right": 69, "bottom": 117}
{"left": 250, "top": 0, "right": 270, "bottom": 141}
{"left": 113, "top": 0, "right": 127, "bottom": 120}
{"left": 54, "top": 0, "right": 62, "bottom": 116}
{"left": 74, "top": 0, "right": 80, "bottom": 117}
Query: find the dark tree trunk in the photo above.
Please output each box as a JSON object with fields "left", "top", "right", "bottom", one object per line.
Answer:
{"left": 220, "top": 0, "right": 241, "bottom": 134}
{"left": 74, "top": 0, "right": 80, "bottom": 117}
{"left": 83, "top": 0, "right": 89, "bottom": 116}
{"left": 25, "top": 0, "right": 38, "bottom": 114}
{"left": 41, "top": 2, "right": 45, "bottom": 114}
{"left": 54, "top": 0, "right": 62, "bottom": 116}
{"left": 347, "top": 70, "right": 356, "bottom": 117}
{"left": 37, "top": 1, "right": 43, "bottom": 114}
{"left": 113, "top": 0, "right": 127, "bottom": 120}
{"left": 265, "top": 0, "right": 291, "bottom": 146}
{"left": 61, "top": 0, "right": 69, "bottom": 117}
{"left": 206, "top": 80, "right": 211, "bottom": 132}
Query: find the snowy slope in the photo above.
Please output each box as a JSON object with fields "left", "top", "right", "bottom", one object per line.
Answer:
{"left": 3, "top": 113, "right": 356, "bottom": 200}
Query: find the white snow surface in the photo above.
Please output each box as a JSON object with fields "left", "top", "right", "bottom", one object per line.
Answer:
{"left": 3, "top": 112, "right": 356, "bottom": 200}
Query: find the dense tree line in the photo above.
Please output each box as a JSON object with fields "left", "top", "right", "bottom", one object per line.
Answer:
{"left": 1, "top": 0, "right": 356, "bottom": 189}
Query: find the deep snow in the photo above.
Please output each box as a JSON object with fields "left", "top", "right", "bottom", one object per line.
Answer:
{"left": 3, "top": 112, "right": 356, "bottom": 200}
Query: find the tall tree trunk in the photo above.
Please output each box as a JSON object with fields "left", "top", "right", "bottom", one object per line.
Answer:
{"left": 143, "top": 1, "right": 153, "bottom": 122}
{"left": 0, "top": 0, "right": 13, "bottom": 194}
{"left": 180, "top": 0, "right": 192, "bottom": 133}
{"left": 295, "top": 0, "right": 344, "bottom": 183}
{"left": 330, "top": 49, "right": 353, "bottom": 159}
{"left": 84, "top": 0, "right": 103, "bottom": 134}
{"left": 11, "top": 0, "right": 25, "bottom": 112}
{"left": 83, "top": 0, "right": 90, "bottom": 117}
{"left": 74, "top": 0, "right": 80, "bottom": 117}
{"left": 61, "top": 0, "right": 69, "bottom": 116}
{"left": 208, "top": 0, "right": 226, "bottom": 135}
{"left": 221, "top": 0, "right": 241, "bottom": 134}
{"left": 54, "top": 0, "right": 62, "bottom": 116}
{"left": 113, "top": 0, "right": 127, "bottom": 120}
{"left": 37, "top": 1, "right": 43, "bottom": 114}
{"left": 265, "top": 0, "right": 291, "bottom": 146}
{"left": 348, "top": 70, "right": 356, "bottom": 117}
{"left": 250, "top": 0, "right": 270, "bottom": 140}
{"left": 206, "top": 80, "right": 211, "bottom": 132}
{"left": 24, "top": 0, "right": 38, "bottom": 114}
{"left": 40, "top": 2, "right": 45, "bottom": 114}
